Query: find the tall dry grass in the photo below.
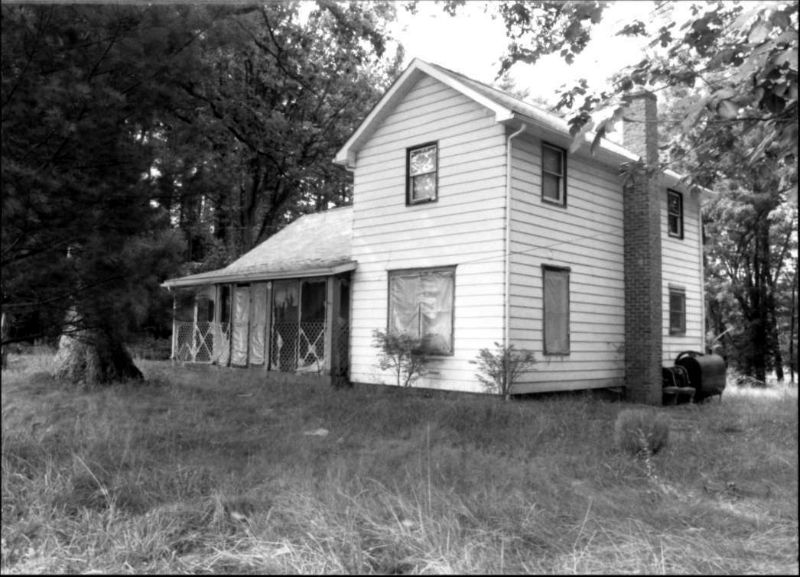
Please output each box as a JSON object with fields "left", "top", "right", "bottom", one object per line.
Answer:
{"left": 2, "top": 353, "right": 797, "bottom": 574}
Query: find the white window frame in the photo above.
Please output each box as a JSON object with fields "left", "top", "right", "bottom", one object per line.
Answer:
{"left": 668, "top": 286, "right": 686, "bottom": 335}
{"left": 406, "top": 142, "right": 438, "bottom": 205}
{"left": 541, "top": 143, "right": 567, "bottom": 206}
{"left": 668, "top": 189, "right": 684, "bottom": 239}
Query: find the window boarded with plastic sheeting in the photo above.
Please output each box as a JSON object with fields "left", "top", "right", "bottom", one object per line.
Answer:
{"left": 231, "top": 285, "right": 250, "bottom": 366}
{"left": 249, "top": 283, "right": 269, "bottom": 365}
{"left": 389, "top": 267, "right": 455, "bottom": 355}
{"left": 543, "top": 266, "right": 570, "bottom": 355}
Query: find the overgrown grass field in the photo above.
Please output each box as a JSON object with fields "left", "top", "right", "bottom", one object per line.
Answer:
{"left": 2, "top": 353, "right": 797, "bottom": 574}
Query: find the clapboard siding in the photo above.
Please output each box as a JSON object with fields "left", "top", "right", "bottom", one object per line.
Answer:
{"left": 345, "top": 69, "right": 706, "bottom": 396}
{"left": 349, "top": 74, "right": 507, "bottom": 393}
{"left": 507, "top": 130, "right": 626, "bottom": 392}
{"left": 661, "top": 187, "right": 705, "bottom": 364}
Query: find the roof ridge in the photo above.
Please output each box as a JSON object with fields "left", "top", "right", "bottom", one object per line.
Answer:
{"left": 422, "top": 60, "right": 564, "bottom": 120}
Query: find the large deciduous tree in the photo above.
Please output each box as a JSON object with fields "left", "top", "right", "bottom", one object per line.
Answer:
{"left": 2, "top": 2, "right": 401, "bottom": 381}
{"left": 693, "top": 121, "right": 797, "bottom": 383}
{"left": 158, "top": 1, "right": 402, "bottom": 269}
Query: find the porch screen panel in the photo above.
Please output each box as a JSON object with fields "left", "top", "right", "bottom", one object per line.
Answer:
{"left": 298, "top": 280, "right": 327, "bottom": 371}
{"left": 231, "top": 285, "right": 250, "bottom": 366}
{"left": 249, "top": 283, "right": 268, "bottom": 365}
{"left": 195, "top": 295, "right": 214, "bottom": 362}
{"left": 271, "top": 280, "right": 299, "bottom": 372}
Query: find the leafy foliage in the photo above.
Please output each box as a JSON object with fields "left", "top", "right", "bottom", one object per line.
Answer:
{"left": 160, "top": 1, "right": 402, "bottom": 260}
{"left": 470, "top": 342, "right": 536, "bottom": 400}
{"left": 661, "top": 85, "right": 798, "bottom": 382}
{"left": 1, "top": 5, "right": 189, "bottom": 348}
{"left": 428, "top": 1, "right": 607, "bottom": 75}
{"left": 440, "top": 0, "right": 798, "bottom": 379}
{"left": 372, "top": 329, "right": 430, "bottom": 388}
{"left": 1, "top": 3, "right": 401, "bottom": 369}
{"left": 457, "top": 1, "right": 797, "bottom": 168}
{"left": 583, "top": 2, "right": 797, "bottom": 167}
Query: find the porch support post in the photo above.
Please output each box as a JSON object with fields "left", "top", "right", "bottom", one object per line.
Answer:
{"left": 324, "top": 276, "right": 336, "bottom": 375}
{"left": 264, "top": 281, "right": 273, "bottom": 373}
{"left": 170, "top": 293, "right": 177, "bottom": 361}
{"left": 227, "top": 283, "right": 234, "bottom": 366}
{"left": 192, "top": 291, "right": 200, "bottom": 363}
{"left": 332, "top": 276, "right": 345, "bottom": 382}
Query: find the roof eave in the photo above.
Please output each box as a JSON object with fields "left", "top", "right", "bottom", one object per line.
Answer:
{"left": 162, "top": 261, "right": 357, "bottom": 289}
{"left": 502, "top": 113, "right": 639, "bottom": 166}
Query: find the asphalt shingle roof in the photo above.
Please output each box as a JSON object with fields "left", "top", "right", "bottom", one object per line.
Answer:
{"left": 162, "top": 206, "right": 354, "bottom": 288}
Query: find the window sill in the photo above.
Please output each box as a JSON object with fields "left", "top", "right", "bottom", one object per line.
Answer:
{"left": 407, "top": 197, "right": 438, "bottom": 206}
{"left": 541, "top": 197, "right": 567, "bottom": 209}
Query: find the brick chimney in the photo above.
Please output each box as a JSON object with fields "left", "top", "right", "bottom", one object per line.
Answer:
{"left": 622, "top": 92, "right": 663, "bottom": 405}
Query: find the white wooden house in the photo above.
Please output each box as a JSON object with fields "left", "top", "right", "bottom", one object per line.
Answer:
{"left": 163, "top": 59, "right": 707, "bottom": 403}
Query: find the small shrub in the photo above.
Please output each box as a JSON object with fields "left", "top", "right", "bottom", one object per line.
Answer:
{"left": 372, "top": 329, "right": 430, "bottom": 387}
{"left": 471, "top": 343, "right": 536, "bottom": 400}
{"left": 613, "top": 409, "right": 669, "bottom": 457}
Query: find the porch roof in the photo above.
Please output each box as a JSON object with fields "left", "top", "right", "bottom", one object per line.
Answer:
{"left": 162, "top": 207, "right": 355, "bottom": 289}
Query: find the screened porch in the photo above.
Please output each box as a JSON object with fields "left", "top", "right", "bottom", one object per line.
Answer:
{"left": 170, "top": 274, "right": 350, "bottom": 379}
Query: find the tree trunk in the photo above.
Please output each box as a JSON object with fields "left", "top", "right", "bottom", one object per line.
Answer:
{"left": 790, "top": 264, "right": 798, "bottom": 384}
{"left": 769, "top": 297, "right": 785, "bottom": 382}
{"left": 53, "top": 310, "right": 142, "bottom": 384}
{"left": 1, "top": 311, "right": 9, "bottom": 370}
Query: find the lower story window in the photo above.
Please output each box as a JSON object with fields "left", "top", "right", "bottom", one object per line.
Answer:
{"left": 543, "top": 266, "right": 570, "bottom": 355}
{"left": 388, "top": 267, "right": 455, "bottom": 355}
{"left": 669, "top": 286, "right": 686, "bottom": 335}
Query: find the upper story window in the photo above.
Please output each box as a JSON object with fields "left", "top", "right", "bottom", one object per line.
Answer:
{"left": 541, "top": 143, "right": 567, "bottom": 206}
{"left": 407, "top": 142, "right": 438, "bottom": 205}
{"left": 668, "top": 189, "right": 684, "bottom": 239}
{"left": 388, "top": 267, "right": 454, "bottom": 355}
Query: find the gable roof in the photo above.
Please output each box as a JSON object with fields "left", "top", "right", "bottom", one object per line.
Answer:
{"left": 162, "top": 207, "right": 355, "bottom": 289}
{"left": 335, "top": 58, "right": 708, "bottom": 197}
{"left": 334, "top": 58, "right": 641, "bottom": 169}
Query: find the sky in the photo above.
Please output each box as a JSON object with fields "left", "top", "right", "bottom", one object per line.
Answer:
{"left": 389, "top": 0, "right": 695, "bottom": 108}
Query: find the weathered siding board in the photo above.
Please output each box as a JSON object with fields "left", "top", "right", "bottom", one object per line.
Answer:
{"left": 349, "top": 74, "right": 507, "bottom": 393}
{"left": 358, "top": 125, "right": 503, "bottom": 169}
{"left": 661, "top": 188, "right": 705, "bottom": 364}
{"left": 508, "top": 130, "right": 626, "bottom": 391}
{"left": 365, "top": 104, "right": 494, "bottom": 149}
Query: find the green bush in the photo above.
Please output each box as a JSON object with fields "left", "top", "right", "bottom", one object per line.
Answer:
{"left": 470, "top": 343, "right": 536, "bottom": 400}
{"left": 372, "top": 329, "right": 429, "bottom": 387}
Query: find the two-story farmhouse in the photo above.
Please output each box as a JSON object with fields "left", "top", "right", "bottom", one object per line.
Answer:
{"left": 163, "top": 59, "right": 707, "bottom": 404}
